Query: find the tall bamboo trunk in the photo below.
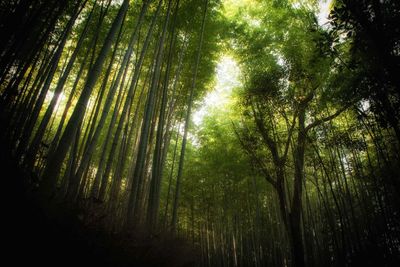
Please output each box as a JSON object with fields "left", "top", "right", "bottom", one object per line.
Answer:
{"left": 40, "top": 0, "right": 130, "bottom": 197}
{"left": 171, "top": 0, "right": 208, "bottom": 230}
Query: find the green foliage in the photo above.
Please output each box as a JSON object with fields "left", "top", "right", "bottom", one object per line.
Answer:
{"left": 328, "top": 0, "right": 400, "bottom": 131}
{"left": 1, "top": 0, "right": 400, "bottom": 266}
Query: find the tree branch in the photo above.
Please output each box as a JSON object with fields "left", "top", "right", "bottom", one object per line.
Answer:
{"left": 282, "top": 110, "right": 297, "bottom": 163}
{"left": 250, "top": 98, "right": 281, "bottom": 165}
{"left": 305, "top": 103, "right": 353, "bottom": 132}
{"left": 231, "top": 121, "right": 277, "bottom": 188}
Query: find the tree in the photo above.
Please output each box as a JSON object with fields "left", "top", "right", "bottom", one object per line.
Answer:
{"left": 40, "top": 0, "right": 130, "bottom": 197}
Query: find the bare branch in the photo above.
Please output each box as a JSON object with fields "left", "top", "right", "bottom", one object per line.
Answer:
{"left": 305, "top": 103, "right": 353, "bottom": 132}
{"left": 250, "top": 98, "right": 281, "bottom": 165}
{"left": 282, "top": 110, "right": 297, "bottom": 163}
{"left": 231, "top": 121, "right": 277, "bottom": 188}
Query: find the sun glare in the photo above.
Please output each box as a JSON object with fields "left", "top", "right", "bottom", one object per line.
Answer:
{"left": 193, "top": 56, "right": 241, "bottom": 125}
{"left": 317, "top": 0, "right": 333, "bottom": 26}
{"left": 45, "top": 91, "right": 65, "bottom": 108}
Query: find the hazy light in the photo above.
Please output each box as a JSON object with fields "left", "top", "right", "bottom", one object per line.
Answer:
{"left": 360, "top": 99, "right": 370, "bottom": 112}
{"left": 193, "top": 56, "right": 241, "bottom": 125}
{"left": 245, "top": 15, "right": 261, "bottom": 28}
{"left": 111, "top": 0, "right": 124, "bottom": 5}
{"left": 223, "top": 0, "right": 255, "bottom": 18}
{"left": 317, "top": 0, "right": 333, "bottom": 27}
{"left": 292, "top": 2, "right": 301, "bottom": 9}
{"left": 45, "top": 91, "right": 64, "bottom": 108}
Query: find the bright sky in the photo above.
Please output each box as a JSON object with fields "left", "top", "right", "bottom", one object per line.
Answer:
{"left": 192, "top": 56, "right": 241, "bottom": 125}
{"left": 192, "top": 1, "right": 332, "bottom": 126}
{"left": 317, "top": 0, "right": 333, "bottom": 26}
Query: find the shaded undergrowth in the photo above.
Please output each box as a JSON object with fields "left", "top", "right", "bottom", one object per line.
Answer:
{"left": 2, "top": 144, "right": 198, "bottom": 267}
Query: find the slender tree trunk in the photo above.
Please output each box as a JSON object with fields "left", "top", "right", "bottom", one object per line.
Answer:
{"left": 66, "top": 16, "right": 126, "bottom": 201}
{"left": 124, "top": 0, "right": 164, "bottom": 227}
{"left": 171, "top": 0, "right": 208, "bottom": 230}
{"left": 40, "top": 0, "right": 130, "bottom": 197}
{"left": 147, "top": 0, "right": 177, "bottom": 229}
{"left": 24, "top": 0, "right": 91, "bottom": 170}
{"left": 289, "top": 106, "right": 306, "bottom": 267}
{"left": 72, "top": 1, "right": 150, "bottom": 199}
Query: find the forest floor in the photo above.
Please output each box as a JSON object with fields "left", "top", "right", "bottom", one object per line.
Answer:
{"left": 2, "top": 143, "right": 198, "bottom": 267}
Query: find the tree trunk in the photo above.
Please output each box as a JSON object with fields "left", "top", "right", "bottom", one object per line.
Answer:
{"left": 40, "top": 0, "right": 130, "bottom": 197}
{"left": 171, "top": 0, "right": 208, "bottom": 230}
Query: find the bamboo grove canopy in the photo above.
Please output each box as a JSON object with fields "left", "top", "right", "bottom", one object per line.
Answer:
{"left": 0, "top": 0, "right": 400, "bottom": 266}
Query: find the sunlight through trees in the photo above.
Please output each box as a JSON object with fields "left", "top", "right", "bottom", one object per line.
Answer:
{"left": 1, "top": 0, "right": 399, "bottom": 266}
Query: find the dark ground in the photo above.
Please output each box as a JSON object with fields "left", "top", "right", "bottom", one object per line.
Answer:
{"left": 1, "top": 144, "right": 198, "bottom": 267}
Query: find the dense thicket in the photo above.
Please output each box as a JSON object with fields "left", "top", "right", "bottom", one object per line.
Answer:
{"left": 1, "top": 0, "right": 399, "bottom": 266}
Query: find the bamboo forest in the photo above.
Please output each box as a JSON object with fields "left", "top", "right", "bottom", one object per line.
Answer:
{"left": 1, "top": 0, "right": 400, "bottom": 266}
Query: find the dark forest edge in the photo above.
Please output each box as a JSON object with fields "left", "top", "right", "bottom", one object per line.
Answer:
{"left": 0, "top": 0, "right": 400, "bottom": 266}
